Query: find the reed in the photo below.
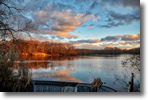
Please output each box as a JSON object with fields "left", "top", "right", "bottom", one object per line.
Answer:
{"left": 0, "top": 47, "right": 33, "bottom": 92}
{"left": 91, "top": 77, "right": 103, "bottom": 92}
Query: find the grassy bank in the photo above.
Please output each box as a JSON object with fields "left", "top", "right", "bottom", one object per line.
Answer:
{"left": 0, "top": 48, "right": 33, "bottom": 92}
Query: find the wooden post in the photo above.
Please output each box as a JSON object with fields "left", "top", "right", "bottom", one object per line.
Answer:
{"left": 128, "top": 73, "right": 134, "bottom": 92}
{"left": 92, "top": 87, "right": 97, "bottom": 92}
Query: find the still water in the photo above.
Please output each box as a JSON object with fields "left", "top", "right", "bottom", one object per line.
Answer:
{"left": 16, "top": 54, "right": 140, "bottom": 92}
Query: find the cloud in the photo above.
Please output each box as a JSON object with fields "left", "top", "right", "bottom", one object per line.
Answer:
{"left": 53, "top": 32, "right": 77, "bottom": 38}
{"left": 13, "top": 33, "right": 46, "bottom": 41}
{"left": 104, "top": 44, "right": 118, "bottom": 48}
{"left": 118, "top": 0, "right": 140, "bottom": 8}
{"left": 101, "top": 41, "right": 140, "bottom": 49}
{"left": 100, "top": 35, "right": 121, "bottom": 41}
{"left": 119, "top": 41, "right": 140, "bottom": 45}
{"left": 100, "top": 33, "right": 140, "bottom": 41}
{"left": 90, "top": 1, "right": 99, "bottom": 9}
{"left": 51, "top": 35, "right": 64, "bottom": 39}
{"left": 101, "top": 0, "right": 140, "bottom": 9}
{"left": 13, "top": 32, "right": 52, "bottom": 41}
{"left": 51, "top": 35, "right": 56, "bottom": 39}
{"left": 13, "top": 33, "right": 31, "bottom": 40}
{"left": 55, "top": 35, "right": 64, "bottom": 40}
{"left": 33, "top": 9, "right": 99, "bottom": 38}
{"left": 99, "top": 21, "right": 125, "bottom": 28}
{"left": 76, "top": 43, "right": 101, "bottom": 49}
{"left": 69, "top": 33, "right": 140, "bottom": 44}
{"left": 118, "top": 41, "right": 125, "bottom": 44}
{"left": 121, "top": 33, "right": 140, "bottom": 41}
{"left": 109, "top": 10, "right": 140, "bottom": 21}
{"left": 134, "top": 40, "right": 140, "bottom": 43}
{"left": 15, "top": 0, "right": 140, "bottom": 42}
{"left": 69, "top": 39, "right": 100, "bottom": 44}
{"left": 100, "top": 9, "right": 140, "bottom": 28}
{"left": 137, "top": 33, "right": 140, "bottom": 38}
{"left": 72, "top": 33, "right": 140, "bottom": 49}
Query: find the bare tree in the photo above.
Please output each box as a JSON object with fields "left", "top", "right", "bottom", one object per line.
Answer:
{"left": 0, "top": 0, "right": 36, "bottom": 92}
{"left": 115, "top": 55, "right": 140, "bottom": 92}
{"left": 122, "top": 55, "right": 140, "bottom": 74}
{"left": 0, "top": 0, "right": 37, "bottom": 41}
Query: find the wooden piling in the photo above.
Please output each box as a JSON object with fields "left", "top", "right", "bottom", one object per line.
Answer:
{"left": 128, "top": 73, "right": 134, "bottom": 92}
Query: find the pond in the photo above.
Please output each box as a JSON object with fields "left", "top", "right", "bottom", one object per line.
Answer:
{"left": 15, "top": 54, "right": 140, "bottom": 92}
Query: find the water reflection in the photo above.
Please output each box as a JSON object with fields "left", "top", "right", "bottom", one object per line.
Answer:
{"left": 19, "top": 56, "right": 78, "bottom": 61}
{"left": 15, "top": 54, "right": 139, "bottom": 92}
{"left": 32, "top": 69, "right": 82, "bottom": 82}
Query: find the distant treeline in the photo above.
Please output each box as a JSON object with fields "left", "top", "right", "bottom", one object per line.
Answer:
{"left": 76, "top": 47, "right": 140, "bottom": 55}
{"left": 0, "top": 40, "right": 77, "bottom": 56}
{"left": 0, "top": 40, "right": 140, "bottom": 56}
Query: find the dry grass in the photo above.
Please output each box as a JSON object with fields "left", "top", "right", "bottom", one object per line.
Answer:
{"left": 91, "top": 77, "right": 103, "bottom": 88}
{"left": 0, "top": 46, "right": 33, "bottom": 92}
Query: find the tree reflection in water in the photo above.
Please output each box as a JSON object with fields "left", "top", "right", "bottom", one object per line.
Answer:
{"left": 114, "top": 55, "right": 140, "bottom": 92}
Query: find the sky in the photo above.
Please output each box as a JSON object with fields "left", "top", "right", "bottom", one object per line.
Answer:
{"left": 16, "top": 0, "right": 140, "bottom": 49}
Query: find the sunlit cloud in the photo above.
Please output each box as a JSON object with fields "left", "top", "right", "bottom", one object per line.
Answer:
{"left": 33, "top": 8, "right": 100, "bottom": 38}
{"left": 118, "top": 41, "right": 125, "bottom": 44}
{"left": 69, "top": 39, "right": 100, "bottom": 44}
{"left": 121, "top": 33, "right": 140, "bottom": 41}
{"left": 10, "top": 0, "right": 140, "bottom": 50}
{"left": 71, "top": 33, "right": 140, "bottom": 49}
{"left": 76, "top": 43, "right": 101, "bottom": 49}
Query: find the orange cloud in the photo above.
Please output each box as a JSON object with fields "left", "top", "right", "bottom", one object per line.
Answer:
{"left": 35, "top": 10, "right": 100, "bottom": 38}
{"left": 105, "top": 44, "right": 118, "bottom": 48}
{"left": 76, "top": 43, "right": 101, "bottom": 49}
{"left": 93, "top": 39, "right": 101, "bottom": 43}
{"left": 52, "top": 26, "right": 76, "bottom": 32}
{"left": 121, "top": 33, "right": 140, "bottom": 41}
{"left": 138, "top": 33, "right": 140, "bottom": 38}
{"left": 118, "top": 41, "right": 125, "bottom": 44}
{"left": 55, "top": 32, "right": 77, "bottom": 38}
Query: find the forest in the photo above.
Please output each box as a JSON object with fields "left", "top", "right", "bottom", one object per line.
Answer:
{"left": 0, "top": 39, "right": 140, "bottom": 57}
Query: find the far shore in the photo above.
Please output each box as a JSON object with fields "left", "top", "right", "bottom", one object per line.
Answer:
{"left": 21, "top": 52, "right": 55, "bottom": 57}
{"left": 21, "top": 52, "right": 140, "bottom": 57}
